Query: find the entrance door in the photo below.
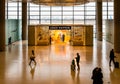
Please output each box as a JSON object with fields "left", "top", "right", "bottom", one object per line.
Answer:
{"left": 49, "top": 30, "right": 70, "bottom": 44}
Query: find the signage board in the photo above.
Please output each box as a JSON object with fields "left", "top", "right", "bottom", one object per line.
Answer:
{"left": 49, "top": 26, "right": 71, "bottom": 30}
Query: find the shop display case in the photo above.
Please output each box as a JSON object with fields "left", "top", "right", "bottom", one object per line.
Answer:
{"left": 71, "top": 25, "right": 93, "bottom": 46}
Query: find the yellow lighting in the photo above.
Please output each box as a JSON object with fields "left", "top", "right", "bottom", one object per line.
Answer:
{"left": 50, "top": 30, "right": 70, "bottom": 44}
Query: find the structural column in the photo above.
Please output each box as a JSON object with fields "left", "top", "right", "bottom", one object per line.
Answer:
{"left": 0, "top": 0, "right": 5, "bottom": 51}
{"left": 114, "top": 0, "right": 120, "bottom": 53}
{"left": 22, "top": 2, "right": 27, "bottom": 40}
{"left": 96, "top": 1, "right": 102, "bottom": 41}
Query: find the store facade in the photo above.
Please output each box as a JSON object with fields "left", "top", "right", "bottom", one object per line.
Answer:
{"left": 28, "top": 24, "right": 93, "bottom": 46}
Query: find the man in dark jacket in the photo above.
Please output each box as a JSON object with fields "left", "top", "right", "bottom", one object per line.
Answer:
{"left": 75, "top": 53, "right": 80, "bottom": 70}
{"left": 109, "top": 49, "right": 115, "bottom": 66}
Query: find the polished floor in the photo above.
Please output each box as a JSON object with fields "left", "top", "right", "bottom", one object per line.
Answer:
{"left": 0, "top": 39, "right": 120, "bottom": 84}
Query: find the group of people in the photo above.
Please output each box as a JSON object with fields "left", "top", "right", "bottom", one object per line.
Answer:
{"left": 91, "top": 67, "right": 103, "bottom": 84}
{"left": 70, "top": 53, "right": 103, "bottom": 84}
{"left": 71, "top": 53, "right": 80, "bottom": 71}
{"left": 70, "top": 49, "right": 117, "bottom": 84}
{"left": 29, "top": 49, "right": 118, "bottom": 84}
{"left": 91, "top": 49, "right": 118, "bottom": 84}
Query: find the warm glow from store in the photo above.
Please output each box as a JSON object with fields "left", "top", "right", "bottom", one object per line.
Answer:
{"left": 50, "top": 30, "right": 70, "bottom": 44}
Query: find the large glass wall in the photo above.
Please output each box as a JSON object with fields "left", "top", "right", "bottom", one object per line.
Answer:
{"left": 28, "top": 2, "right": 96, "bottom": 25}
{"left": 6, "top": 2, "right": 21, "bottom": 19}
{"left": 102, "top": 2, "right": 114, "bottom": 38}
{"left": 5, "top": 2, "right": 22, "bottom": 45}
{"left": 28, "top": 2, "right": 96, "bottom": 36}
{"left": 6, "top": 1, "right": 113, "bottom": 39}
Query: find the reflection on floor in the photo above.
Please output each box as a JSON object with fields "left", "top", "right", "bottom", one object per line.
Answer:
{"left": 0, "top": 39, "right": 120, "bottom": 84}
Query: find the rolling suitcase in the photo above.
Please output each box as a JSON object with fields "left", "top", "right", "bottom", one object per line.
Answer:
{"left": 114, "top": 62, "right": 119, "bottom": 68}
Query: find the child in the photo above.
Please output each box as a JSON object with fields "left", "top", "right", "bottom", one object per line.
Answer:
{"left": 71, "top": 59, "right": 76, "bottom": 71}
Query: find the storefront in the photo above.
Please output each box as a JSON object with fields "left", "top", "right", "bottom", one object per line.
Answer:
{"left": 28, "top": 24, "right": 93, "bottom": 46}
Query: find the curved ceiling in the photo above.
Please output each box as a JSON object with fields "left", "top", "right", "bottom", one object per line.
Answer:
{"left": 8, "top": 0, "right": 113, "bottom": 6}
{"left": 30, "top": 0, "right": 89, "bottom": 6}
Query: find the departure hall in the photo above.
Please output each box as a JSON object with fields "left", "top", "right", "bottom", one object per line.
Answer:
{"left": 0, "top": 0, "right": 120, "bottom": 84}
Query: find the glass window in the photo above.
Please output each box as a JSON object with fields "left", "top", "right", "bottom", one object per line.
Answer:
{"left": 51, "top": 16, "right": 62, "bottom": 20}
{"left": 30, "top": 16, "right": 39, "bottom": 19}
{"left": 63, "top": 6, "right": 73, "bottom": 10}
{"left": 103, "top": 2, "right": 107, "bottom": 6}
{"left": 85, "top": 12, "right": 96, "bottom": 15}
{"left": 51, "top": 6, "right": 62, "bottom": 11}
{"left": 41, "top": 5, "right": 50, "bottom": 10}
{"left": 8, "top": 12, "right": 17, "bottom": 16}
{"left": 85, "top": 20, "right": 95, "bottom": 24}
{"left": 108, "top": 7, "right": 113, "bottom": 10}
{"left": 41, "top": 20, "right": 50, "bottom": 24}
{"left": 52, "top": 12, "right": 62, "bottom": 15}
{"left": 30, "top": 7, "right": 39, "bottom": 11}
{"left": 85, "top": 16, "right": 95, "bottom": 19}
{"left": 63, "top": 16, "right": 73, "bottom": 20}
{"left": 74, "top": 16, "right": 84, "bottom": 19}
{"left": 8, "top": 16, "right": 17, "bottom": 19}
{"left": 103, "top": 7, "right": 107, "bottom": 11}
{"left": 41, "top": 16, "right": 50, "bottom": 19}
{"left": 41, "top": 12, "right": 50, "bottom": 15}
{"left": 74, "top": 6, "right": 84, "bottom": 10}
{"left": 74, "top": 12, "right": 84, "bottom": 15}
{"left": 63, "top": 12, "right": 73, "bottom": 15}
{"left": 63, "top": 20, "right": 73, "bottom": 24}
{"left": 8, "top": 7, "right": 17, "bottom": 11}
{"left": 8, "top": 2, "right": 17, "bottom": 6}
{"left": 74, "top": 20, "right": 84, "bottom": 24}
{"left": 30, "top": 12, "right": 39, "bottom": 15}
{"left": 85, "top": 7, "right": 96, "bottom": 11}
{"left": 85, "top": 2, "right": 95, "bottom": 6}
{"left": 30, "top": 20, "right": 39, "bottom": 24}
{"left": 52, "top": 21, "right": 62, "bottom": 24}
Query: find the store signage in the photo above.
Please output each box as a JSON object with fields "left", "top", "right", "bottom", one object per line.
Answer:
{"left": 49, "top": 26, "right": 71, "bottom": 30}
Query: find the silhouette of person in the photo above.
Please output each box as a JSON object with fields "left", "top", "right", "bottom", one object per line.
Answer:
{"left": 62, "top": 34, "right": 65, "bottom": 42}
{"left": 109, "top": 49, "right": 115, "bottom": 66}
{"left": 71, "top": 59, "right": 76, "bottom": 71}
{"left": 29, "top": 50, "right": 36, "bottom": 65}
{"left": 92, "top": 67, "right": 99, "bottom": 77}
{"left": 50, "top": 36, "right": 52, "bottom": 44}
{"left": 8, "top": 37, "right": 11, "bottom": 44}
{"left": 91, "top": 67, "right": 103, "bottom": 84}
{"left": 75, "top": 53, "right": 80, "bottom": 70}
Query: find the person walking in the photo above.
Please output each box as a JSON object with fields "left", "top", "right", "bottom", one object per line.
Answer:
{"left": 109, "top": 49, "right": 115, "bottom": 66}
{"left": 29, "top": 50, "right": 36, "bottom": 65}
{"left": 75, "top": 53, "right": 80, "bottom": 70}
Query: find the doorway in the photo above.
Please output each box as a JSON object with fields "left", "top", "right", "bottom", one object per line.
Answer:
{"left": 49, "top": 30, "right": 71, "bottom": 44}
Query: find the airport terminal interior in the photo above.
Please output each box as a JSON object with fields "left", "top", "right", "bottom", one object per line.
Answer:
{"left": 1, "top": 38, "right": 120, "bottom": 84}
{"left": 0, "top": 0, "right": 120, "bottom": 84}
